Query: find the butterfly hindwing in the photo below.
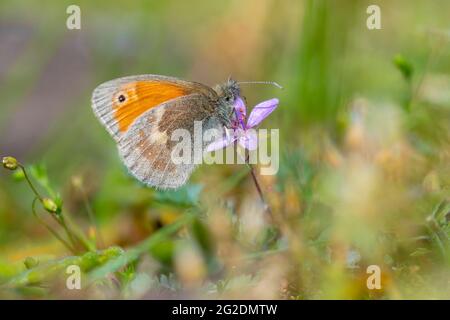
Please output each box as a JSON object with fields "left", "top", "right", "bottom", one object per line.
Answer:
{"left": 118, "top": 93, "right": 217, "bottom": 189}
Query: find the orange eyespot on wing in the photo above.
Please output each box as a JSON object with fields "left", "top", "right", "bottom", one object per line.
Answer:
{"left": 112, "top": 81, "right": 191, "bottom": 133}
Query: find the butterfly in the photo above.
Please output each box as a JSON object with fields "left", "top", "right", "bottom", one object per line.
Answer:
{"left": 91, "top": 74, "right": 243, "bottom": 189}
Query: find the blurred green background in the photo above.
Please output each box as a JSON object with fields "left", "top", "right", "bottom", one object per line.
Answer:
{"left": 0, "top": 0, "right": 449, "bottom": 299}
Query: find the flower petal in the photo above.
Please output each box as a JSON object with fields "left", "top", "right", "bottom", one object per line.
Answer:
{"left": 238, "top": 129, "right": 258, "bottom": 150}
{"left": 246, "top": 98, "right": 279, "bottom": 128}
{"left": 206, "top": 132, "right": 236, "bottom": 152}
{"left": 233, "top": 97, "right": 247, "bottom": 129}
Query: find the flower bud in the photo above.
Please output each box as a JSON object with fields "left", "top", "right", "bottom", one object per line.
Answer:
{"left": 24, "top": 257, "right": 39, "bottom": 269}
{"left": 2, "top": 156, "right": 18, "bottom": 170}
{"left": 42, "top": 198, "right": 58, "bottom": 213}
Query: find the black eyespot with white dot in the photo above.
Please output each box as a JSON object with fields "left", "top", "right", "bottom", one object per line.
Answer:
{"left": 118, "top": 94, "right": 126, "bottom": 103}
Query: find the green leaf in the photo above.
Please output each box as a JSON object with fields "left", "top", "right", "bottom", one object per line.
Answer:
{"left": 410, "top": 247, "right": 432, "bottom": 257}
{"left": 149, "top": 240, "right": 175, "bottom": 266}
{"left": 12, "top": 169, "right": 25, "bottom": 181}
{"left": 191, "top": 218, "right": 213, "bottom": 255}
{"left": 393, "top": 54, "right": 413, "bottom": 82}
{"left": 29, "top": 163, "right": 57, "bottom": 198}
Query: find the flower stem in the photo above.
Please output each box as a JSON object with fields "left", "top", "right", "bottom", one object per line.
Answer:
{"left": 245, "top": 155, "right": 272, "bottom": 217}
{"left": 57, "top": 214, "right": 79, "bottom": 251}
{"left": 18, "top": 162, "right": 88, "bottom": 253}
{"left": 32, "top": 198, "right": 76, "bottom": 253}
{"left": 78, "top": 184, "right": 104, "bottom": 249}
{"left": 19, "top": 164, "right": 42, "bottom": 201}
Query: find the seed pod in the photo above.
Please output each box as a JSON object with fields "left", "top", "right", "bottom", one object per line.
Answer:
{"left": 42, "top": 198, "right": 58, "bottom": 213}
{"left": 2, "top": 156, "right": 18, "bottom": 170}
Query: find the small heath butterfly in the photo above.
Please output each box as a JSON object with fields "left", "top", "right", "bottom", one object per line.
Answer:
{"left": 92, "top": 74, "right": 244, "bottom": 189}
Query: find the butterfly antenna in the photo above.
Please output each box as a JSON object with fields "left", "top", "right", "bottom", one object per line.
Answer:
{"left": 237, "top": 81, "right": 283, "bottom": 89}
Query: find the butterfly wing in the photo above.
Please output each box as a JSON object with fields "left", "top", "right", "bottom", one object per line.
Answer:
{"left": 119, "top": 94, "right": 222, "bottom": 189}
{"left": 91, "top": 75, "right": 220, "bottom": 189}
{"left": 91, "top": 74, "right": 217, "bottom": 142}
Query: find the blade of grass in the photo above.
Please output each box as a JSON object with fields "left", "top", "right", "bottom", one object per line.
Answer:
{"left": 87, "top": 212, "right": 195, "bottom": 284}
{"left": 3, "top": 247, "right": 123, "bottom": 288}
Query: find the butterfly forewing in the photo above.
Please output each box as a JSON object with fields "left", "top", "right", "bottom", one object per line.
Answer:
{"left": 91, "top": 74, "right": 216, "bottom": 141}
{"left": 91, "top": 74, "right": 220, "bottom": 189}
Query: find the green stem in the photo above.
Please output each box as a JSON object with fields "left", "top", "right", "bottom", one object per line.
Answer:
{"left": 68, "top": 219, "right": 96, "bottom": 252}
{"left": 20, "top": 162, "right": 89, "bottom": 253}
{"left": 32, "top": 198, "right": 76, "bottom": 253}
{"left": 19, "top": 164, "right": 42, "bottom": 201}
{"left": 56, "top": 214, "right": 79, "bottom": 252}
{"left": 410, "top": 35, "right": 446, "bottom": 106}
{"left": 55, "top": 213, "right": 93, "bottom": 253}
{"left": 79, "top": 185, "right": 104, "bottom": 248}
{"left": 4, "top": 246, "right": 123, "bottom": 288}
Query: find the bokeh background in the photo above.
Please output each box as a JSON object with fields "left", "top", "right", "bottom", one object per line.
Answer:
{"left": 0, "top": 0, "right": 449, "bottom": 299}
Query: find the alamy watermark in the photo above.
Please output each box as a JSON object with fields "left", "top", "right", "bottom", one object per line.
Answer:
{"left": 169, "top": 121, "right": 279, "bottom": 175}
{"left": 66, "top": 264, "right": 81, "bottom": 290}
{"left": 366, "top": 5, "right": 381, "bottom": 30}
{"left": 66, "top": 5, "right": 81, "bottom": 30}
{"left": 366, "top": 265, "right": 382, "bottom": 290}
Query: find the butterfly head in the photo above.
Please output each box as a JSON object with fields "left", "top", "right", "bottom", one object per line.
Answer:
{"left": 215, "top": 78, "right": 241, "bottom": 106}
{"left": 213, "top": 78, "right": 241, "bottom": 128}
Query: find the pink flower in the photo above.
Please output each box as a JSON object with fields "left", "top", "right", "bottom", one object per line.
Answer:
{"left": 207, "top": 97, "right": 279, "bottom": 152}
